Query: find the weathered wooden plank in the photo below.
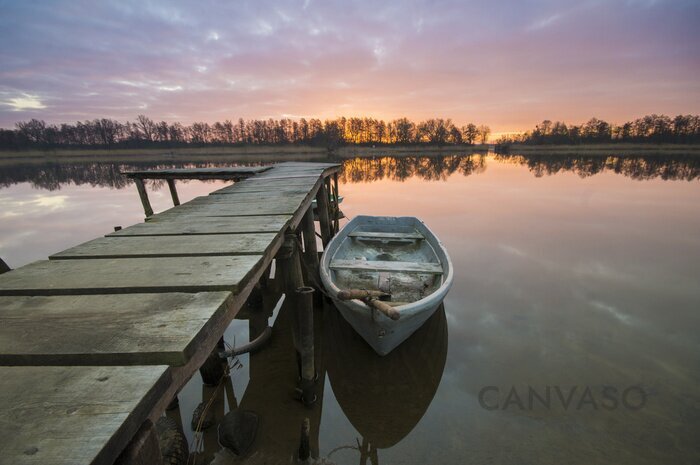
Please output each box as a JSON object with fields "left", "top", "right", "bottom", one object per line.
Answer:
{"left": 122, "top": 166, "right": 271, "bottom": 179}
{"left": 273, "top": 162, "right": 339, "bottom": 168}
{"left": 0, "top": 365, "right": 170, "bottom": 465}
{"left": 244, "top": 174, "right": 323, "bottom": 182}
{"left": 348, "top": 231, "right": 424, "bottom": 240}
{"left": 50, "top": 234, "right": 277, "bottom": 259}
{"left": 148, "top": 197, "right": 308, "bottom": 219}
{"left": 184, "top": 191, "right": 309, "bottom": 205}
{"left": 211, "top": 179, "right": 320, "bottom": 194}
{"left": 251, "top": 174, "right": 328, "bottom": 181}
{"left": 329, "top": 259, "right": 444, "bottom": 274}
{"left": 133, "top": 178, "right": 154, "bottom": 217}
{"left": 236, "top": 176, "right": 322, "bottom": 185}
{"left": 110, "top": 216, "right": 291, "bottom": 235}
{"left": 166, "top": 179, "right": 180, "bottom": 206}
{"left": 0, "top": 292, "right": 234, "bottom": 365}
{"left": 210, "top": 186, "right": 311, "bottom": 196}
{"left": 0, "top": 256, "right": 263, "bottom": 295}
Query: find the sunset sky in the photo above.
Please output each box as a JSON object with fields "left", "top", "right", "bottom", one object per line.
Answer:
{"left": 0, "top": 0, "right": 698, "bottom": 134}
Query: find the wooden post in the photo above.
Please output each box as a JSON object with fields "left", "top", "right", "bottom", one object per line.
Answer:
{"left": 332, "top": 173, "right": 340, "bottom": 234}
{"left": 315, "top": 180, "right": 332, "bottom": 247}
{"left": 296, "top": 286, "right": 315, "bottom": 405}
{"left": 199, "top": 338, "right": 226, "bottom": 386}
{"left": 301, "top": 206, "right": 318, "bottom": 283}
{"left": 166, "top": 179, "right": 180, "bottom": 206}
{"left": 133, "top": 178, "right": 154, "bottom": 218}
{"left": 298, "top": 418, "right": 310, "bottom": 461}
{"left": 276, "top": 232, "right": 305, "bottom": 360}
{"left": 0, "top": 258, "right": 10, "bottom": 275}
{"left": 114, "top": 420, "right": 163, "bottom": 465}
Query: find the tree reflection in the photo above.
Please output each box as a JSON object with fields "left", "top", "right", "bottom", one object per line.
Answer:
{"left": 495, "top": 154, "right": 700, "bottom": 181}
{"left": 340, "top": 155, "right": 487, "bottom": 183}
{"left": 0, "top": 154, "right": 697, "bottom": 191}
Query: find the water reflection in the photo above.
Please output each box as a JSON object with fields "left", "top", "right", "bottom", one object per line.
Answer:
{"left": 495, "top": 154, "right": 700, "bottom": 181}
{"left": 325, "top": 306, "right": 447, "bottom": 462}
{"left": 0, "top": 161, "right": 269, "bottom": 190}
{"left": 0, "top": 153, "right": 698, "bottom": 191}
{"left": 339, "top": 155, "right": 487, "bottom": 182}
{"left": 1, "top": 153, "right": 698, "bottom": 464}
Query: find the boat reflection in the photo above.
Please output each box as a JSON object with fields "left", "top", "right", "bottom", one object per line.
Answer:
{"left": 324, "top": 304, "right": 448, "bottom": 463}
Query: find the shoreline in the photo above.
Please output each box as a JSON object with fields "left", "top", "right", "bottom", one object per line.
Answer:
{"left": 0, "top": 143, "right": 698, "bottom": 165}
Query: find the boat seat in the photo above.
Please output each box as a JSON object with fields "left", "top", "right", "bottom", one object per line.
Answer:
{"left": 329, "top": 259, "right": 443, "bottom": 274}
{"left": 348, "top": 231, "right": 425, "bottom": 240}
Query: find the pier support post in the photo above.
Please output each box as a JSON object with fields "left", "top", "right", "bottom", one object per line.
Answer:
{"left": 276, "top": 232, "right": 305, "bottom": 369}
{"left": 199, "top": 338, "right": 226, "bottom": 386}
{"left": 166, "top": 179, "right": 180, "bottom": 206}
{"left": 277, "top": 232, "right": 305, "bottom": 297}
{"left": 0, "top": 258, "right": 10, "bottom": 275}
{"left": 301, "top": 206, "right": 318, "bottom": 284}
{"left": 133, "top": 178, "right": 154, "bottom": 218}
{"left": 316, "top": 179, "right": 332, "bottom": 247}
{"left": 332, "top": 173, "right": 340, "bottom": 234}
{"left": 296, "top": 286, "right": 316, "bottom": 405}
{"left": 298, "top": 418, "right": 311, "bottom": 461}
{"left": 114, "top": 420, "right": 163, "bottom": 465}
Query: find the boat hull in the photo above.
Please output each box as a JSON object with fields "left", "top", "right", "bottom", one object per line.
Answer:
{"left": 320, "top": 215, "right": 453, "bottom": 356}
{"left": 334, "top": 297, "right": 442, "bottom": 355}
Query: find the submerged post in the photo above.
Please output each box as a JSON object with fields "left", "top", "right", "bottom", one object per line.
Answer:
{"left": 298, "top": 418, "right": 310, "bottom": 461}
{"left": 296, "top": 286, "right": 315, "bottom": 405}
{"left": 166, "top": 179, "right": 181, "bottom": 206}
{"left": 316, "top": 179, "right": 332, "bottom": 247}
{"left": 133, "top": 178, "right": 154, "bottom": 218}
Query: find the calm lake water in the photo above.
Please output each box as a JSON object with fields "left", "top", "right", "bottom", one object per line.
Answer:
{"left": 1, "top": 154, "right": 699, "bottom": 464}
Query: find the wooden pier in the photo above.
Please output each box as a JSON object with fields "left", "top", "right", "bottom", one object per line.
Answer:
{"left": 0, "top": 162, "right": 341, "bottom": 465}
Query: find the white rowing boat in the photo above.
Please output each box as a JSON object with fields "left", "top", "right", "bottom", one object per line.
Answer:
{"left": 320, "top": 215, "right": 453, "bottom": 355}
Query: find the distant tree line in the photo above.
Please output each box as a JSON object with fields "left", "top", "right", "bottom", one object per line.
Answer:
{"left": 497, "top": 114, "right": 700, "bottom": 145}
{"left": 0, "top": 115, "right": 491, "bottom": 150}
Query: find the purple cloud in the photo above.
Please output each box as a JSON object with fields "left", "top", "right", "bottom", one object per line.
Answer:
{"left": 0, "top": 0, "right": 698, "bottom": 133}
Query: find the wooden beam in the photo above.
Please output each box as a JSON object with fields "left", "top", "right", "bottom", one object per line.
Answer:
{"left": 121, "top": 166, "right": 272, "bottom": 180}
{"left": 332, "top": 173, "right": 340, "bottom": 234}
{"left": 315, "top": 180, "right": 332, "bottom": 247}
{"left": 329, "top": 259, "right": 443, "bottom": 274}
{"left": 166, "top": 179, "right": 180, "bottom": 206}
{"left": 133, "top": 178, "right": 154, "bottom": 218}
{"left": 348, "top": 231, "right": 424, "bottom": 240}
{"left": 301, "top": 206, "right": 318, "bottom": 283}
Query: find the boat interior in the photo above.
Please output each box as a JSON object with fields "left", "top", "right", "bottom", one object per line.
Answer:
{"left": 329, "top": 221, "right": 445, "bottom": 305}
